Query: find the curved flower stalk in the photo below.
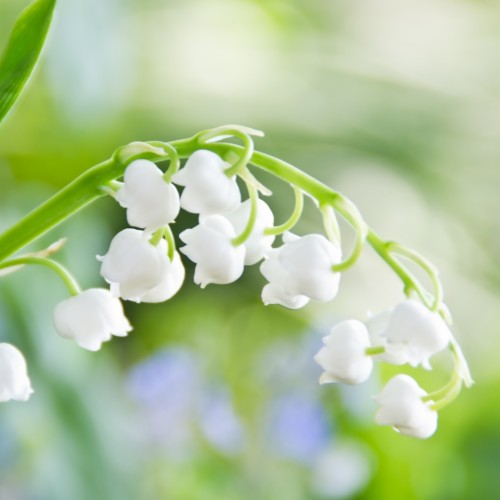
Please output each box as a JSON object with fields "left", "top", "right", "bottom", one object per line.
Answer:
{"left": 0, "top": 124, "right": 471, "bottom": 439}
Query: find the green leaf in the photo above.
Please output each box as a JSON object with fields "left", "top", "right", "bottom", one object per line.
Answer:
{"left": 0, "top": 0, "right": 56, "bottom": 124}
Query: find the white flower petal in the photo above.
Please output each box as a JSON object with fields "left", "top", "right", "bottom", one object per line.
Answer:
{"left": 116, "top": 159, "right": 180, "bottom": 231}
{"left": 172, "top": 150, "right": 241, "bottom": 215}
{"left": 382, "top": 301, "right": 452, "bottom": 369}
{"left": 179, "top": 215, "right": 245, "bottom": 287}
{"left": 53, "top": 288, "right": 132, "bottom": 351}
{"left": 0, "top": 344, "right": 33, "bottom": 402}
{"left": 314, "top": 320, "right": 373, "bottom": 385}
{"left": 374, "top": 374, "right": 438, "bottom": 439}
{"left": 260, "top": 233, "right": 341, "bottom": 309}
{"left": 99, "top": 229, "right": 174, "bottom": 302}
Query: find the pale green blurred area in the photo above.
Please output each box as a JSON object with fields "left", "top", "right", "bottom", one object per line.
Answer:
{"left": 0, "top": 0, "right": 499, "bottom": 498}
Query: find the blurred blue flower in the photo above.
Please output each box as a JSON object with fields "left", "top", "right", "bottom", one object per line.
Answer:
{"left": 198, "top": 385, "right": 245, "bottom": 456}
{"left": 265, "top": 393, "right": 332, "bottom": 465}
{"left": 126, "top": 347, "right": 201, "bottom": 454}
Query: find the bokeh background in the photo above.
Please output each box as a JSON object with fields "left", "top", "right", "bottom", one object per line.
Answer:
{"left": 0, "top": 0, "right": 499, "bottom": 498}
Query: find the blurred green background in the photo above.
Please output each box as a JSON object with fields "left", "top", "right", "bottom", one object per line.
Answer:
{"left": 0, "top": 0, "right": 499, "bottom": 498}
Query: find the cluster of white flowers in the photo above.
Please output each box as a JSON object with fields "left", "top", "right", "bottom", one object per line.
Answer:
{"left": 314, "top": 300, "right": 452, "bottom": 438}
{"left": 0, "top": 128, "right": 469, "bottom": 444}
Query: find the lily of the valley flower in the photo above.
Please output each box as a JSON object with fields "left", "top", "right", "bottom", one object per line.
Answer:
{"left": 179, "top": 215, "right": 245, "bottom": 288}
{"left": 53, "top": 288, "right": 132, "bottom": 351}
{"left": 314, "top": 320, "right": 373, "bottom": 385}
{"left": 99, "top": 228, "right": 184, "bottom": 302}
{"left": 365, "top": 311, "right": 410, "bottom": 366}
{"left": 115, "top": 159, "right": 180, "bottom": 232}
{"left": 382, "top": 300, "right": 452, "bottom": 369}
{"left": 172, "top": 150, "right": 241, "bottom": 215}
{"left": 0, "top": 343, "right": 33, "bottom": 402}
{"left": 260, "top": 233, "right": 341, "bottom": 309}
{"left": 225, "top": 199, "right": 275, "bottom": 265}
{"left": 374, "top": 374, "right": 438, "bottom": 439}
{"left": 139, "top": 251, "right": 185, "bottom": 303}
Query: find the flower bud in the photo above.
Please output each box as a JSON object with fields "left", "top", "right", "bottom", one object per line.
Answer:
{"left": 115, "top": 159, "right": 180, "bottom": 232}
{"left": 260, "top": 233, "right": 341, "bottom": 309}
{"left": 225, "top": 199, "right": 275, "bottom": 265}
{"left": 172, "top": 150, "right": 241, "bottom": 215}
{"left": 374, "top": 374, "right": 438, "bottom": 439}
{"left": 54, "top": 288, "right": 132, "bottom": 351}
{"left": 0, "top": 344, "right": 33, "bottom": 402}
{"left": 98, "top": 229, "right": 175, "bottom": 302}
{"left": 179, "top": 215, "right": 245, "bottom": 288}
{"left": 314, "top": 320, "right": 373, "bottom": 385}
{"left": 382, "top": 300, "right": 452, "bottom": 369}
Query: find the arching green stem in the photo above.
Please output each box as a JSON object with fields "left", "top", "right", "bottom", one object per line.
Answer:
{"left": 0, "top": 257, "right": 81, "bottom": 296}
{"left": 387, "top": 242, "right": 443, "bottom": 312}
{"left": 265, "top": 185, "right": 304, "bottom": 236}
{"left": 232, "top": 179, "right": 259, "bottom": 246}
{"left": 163, "top": 225, "right": 176, "bottom": 261}
{"left": 320, "top": 204, "right": 341, "bottom": 245}
{"left": 148, "top": 141, "right": 180, "bottom": 182}
{"left": 429, "top": 379, "right": 462, "bottom": 412}
{"left": 149, "top": 228, "right": 165, "bottom": 246}
{"left": 331, "top": 203, "right": 367, "bottom": 272}
{"left": 196, "top": 125, "right": 262, "bottom": 178}
{"left": 365, "top": 346, "right": 385, "bottom": 356}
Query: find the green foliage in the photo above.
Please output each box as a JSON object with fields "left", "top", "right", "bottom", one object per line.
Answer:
{"left": 0, "top": 0, "right": 56, "bottom": 124}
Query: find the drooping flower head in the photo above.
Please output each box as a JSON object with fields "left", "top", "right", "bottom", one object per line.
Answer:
{"left": 314, "top": 320, "right": 373, "bottom": 385}
{"left": 172, "top": 150, "right": 241, "bottom": 215}
{"left": 179, "top": 215, "right": 245, "bottom": 288}
{"left": 261, "top": 233, "right": 341, "bottom": 309}
{"left": 382, "top": 300, "right": 452, "bottom": 369}
{"left": 0, "top": 343, "right": 33, "bottom": 402}
{"left": 98, "top": 228, "right": 184, "bottom": 302}
{"left": 374, "top": 374, "right": 438, "bottom": 439}
{"left": 115, "top": 159, "right": 180, "bottom": 232}
{"left": 53, "top": 288, "right": 132, "bottom": 351}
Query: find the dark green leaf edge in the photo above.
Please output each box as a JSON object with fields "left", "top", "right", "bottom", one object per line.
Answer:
{"left": 0, "top": 0, "right": 56, "bottom": 124}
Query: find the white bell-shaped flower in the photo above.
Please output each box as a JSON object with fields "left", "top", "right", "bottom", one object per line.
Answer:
{"left": 225, "top": 199, "right": 275, "bottom": 265}
{"left": 260, "top": 233, "right": 341, "bottom": 309}
{"left": 0, "top": 343, "right": 33, "bottom": 402}
{"left": 179, "top": 215, "right": 245, "bottom": 288}
{"left": 172, "top": 150, "right": 241, "bottom": 215}
{"left": 115, "top": 159, "right": 180, "bottom": 232}
{"left": 54, "top": 288, "right": 132, "bottom": 351}
{"left": 374, "top": 374, "right": 438, "bottom": 439}
{"left": 98, "top": 229, "right": 172, "bottom": 302}
{"left": 139, "top": 251, "right": 185, "bottom": 303}
{"left": 314, "top": 320, "right": 373, "bottom": 385}
{"left": 382, "top": 300, "right": 452, "bottom": 369}
{"left": 365, "top": 311, "right": 410, "bottom": 366}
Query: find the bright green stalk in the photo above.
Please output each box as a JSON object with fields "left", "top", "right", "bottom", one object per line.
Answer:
{"left": 265, "top": 186, "right": 304, "bottom": 236}
{"left": 163, "top": 225, "right": 176, "bottom": 261}
{"left": 0, "top": 131, "right": 471, "bottom": 391}
{"left": 232, "top": 179, "right": 259, "bottom": 246}
{"left": 0, "top": 256, "right": 81, "bottom": 295}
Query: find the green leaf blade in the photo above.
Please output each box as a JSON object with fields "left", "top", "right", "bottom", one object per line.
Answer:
{"left": 0, "top": 0, "right": 56, "bottom": 124}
